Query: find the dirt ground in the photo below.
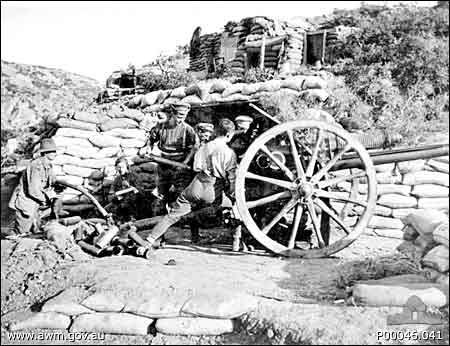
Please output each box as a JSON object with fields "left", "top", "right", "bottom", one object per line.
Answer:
{"left": 1, "top": 226, "right": 448, "bottom": 345}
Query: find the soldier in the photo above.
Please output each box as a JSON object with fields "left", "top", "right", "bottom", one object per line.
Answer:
{"left": 229, "top": 115, "right": 254, "bottom": 158}
{"left": 147, "top": 102, "right": 199, "bottom": 208}
{"left": 195, "top": 122, "right": 214, "bottom": 146}
{"left": 145, "top": 118, "right": 237, "bottom": 249}
{"left": 8, "top": 138, "right": 58, "bottom": 237}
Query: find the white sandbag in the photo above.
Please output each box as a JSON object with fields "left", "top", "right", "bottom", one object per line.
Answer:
{"left": 81, "top": 292, "right": 125, "bottom": 312}
{"left": 64, "top": 146, "right": 99, "bottom": 159}
{"left": 299, "top": 89, "right": 329, "bottom": 102}
{"left": 421, "top": 245, "right": 449, "bottom": 272}
{"left": 222, "top": 83, "right": 245, "bottom": 97}
{"left": 181, "top": 95, "right": 203, "bottom": 105}
{"left": 53, "top": 154, "right": 82, "bottom": 166}
{"left": 433, "top": 222, "right": 449, "bottom": 247}
{"left": 210, "top": 80, "right": 232, "bottom": 93}
{"left": 100, "top": 118, "right": 139, "bottom": 132}
{"left": 140, "top": 91, "right": 161, "bottom": 107}
{"left": 354, "top": 204, "right": 392, "bottom": 217}
{"left": 122, "top": 108, "right": 144, "bottom": 122}
{"left": 163, "top": 97, "right": 182, "bottom": 105}
{"left": 74, "top": 111, "right": 110, "bottom": 124}
{"left": 93, "top": 147, "right": 120, "bottom": 159}
{"left": 89, "top": 133, "right": 121, "bottom": 148}
{"left": 426, "top": 159, "right": 449, "bottom": 174}
{"left": 368, "top": 215, "right": 404, "bottom": 229}
{"left": 127, "top": 95, "right": 143, "bottom": 108}
{"left": 259, "top": 80, "right": 281, "bottom": 92}
{"left": 377, "top": 194, "right": 417, "bottom": 209}
{"left": 369, "top": 228, "right": 404, "bottom": 239}
{"left": 52, "top": 164, "right": 63, "bottom": 176}
{"left": 55, "top": 127, "right": 97, "bottom": 139}
{"left": 122, "top": 148, "right": 139, "bottom": 157}
{"left": 41, "top": 288, "right": 93, "bottom": 316}
{"left": 397, "top": 160, "right": 426, "bottom": 174}
{"left": 242, "top": 83, "right": 262, "bottom": 95}
{"left": 77, "top": 158, "right": 115, "bottom": 169}
{"left": 120, "top": 138, "right": 146, "bottom": 148}
{"left": 417, "top": 198, "right": 449, "bottom": 211}
{"left": 352, "top": 283, "right": 448, "bottom": 307}
{"left": 56, "top": 175, "right": 84, "bottom": 186}
{"left": 376, "top": 172, "right": 402, "bottom": 184}
{"left": 402, "top": 209, "right": 448, "bottom": 235}
{"left": 9, "top": 312, "right": 71, "bottom": 331}
{"left": 53, "top": 136, "right": 93, "bottom": 148}
{"left": 281, "top": 76, "right": 306, "bottom": 91}
{"left": 57, "top": 118, "right": 98, "bottom": 132}
{"left": 124, "top": 291, "right": 190, "bottom": 318}
{"left": 392, "top": 208, "right": 422, "bottom": 219}
{"left": 107, "top": 104, "right": 122, "bottom": 118}
{"left": 155, "top": 317, "right": 234, "bottom": 336}
{"left": 411, "top": 184, "right": 449, "bottom": 198}
{"left": 171, "top": 86, "right": 187, "bottom": 99}
{"left": 403, "top": 171, "right": 449, "bottom": 187}
{"left": 181, "top": 292, "right": 258, "bottom": 319}
{"left": 220, "top": 93, "right": 250, "bottom": 102}
{"left": 204, "top": 93, "right": 223, "bottom": 103}
{"left": 63, "top": 165, "right": 97, "bottom": 178}
{"left": 359, "top": 183, "right": 411, "bottom": 196}
{"left": 103, "top": 128, "right": 147, "bottom": 140}
{"left": 302, "top": 76, "right": 326, "bottom": 90}
{"left": 402, "top": 225, "right": 419, "bottom": 241}
{"left": 70, "top": 313, "right": 152, "bottom": 335}
{"left": 375, "top": 163, "right": 396, "bottom": 173}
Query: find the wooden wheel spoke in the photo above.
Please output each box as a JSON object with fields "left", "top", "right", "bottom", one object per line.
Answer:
{"left": 314, "top": 198, "right": 351, "bottom": 235}
{"left": 313, "top": 189, "right": 368, "bottom": 208}
{"left": 317, "top": 171, "right": 367, "bottom": 189}
{"left": 288, "top": 205, "right": 303, "bottom": 249}
{"left": 247, "top": 191, "right": 292, "bottom": 209}
{"left": 306, "top": 200, "right": 325, "bottom": 248}
{"left": 306, "top": 128, "right": 324, "bottom": 177}
{"left": 287, "top": 129, "right": 305, "bottom": 179}
{"left": 260, "top": 145, "right": 295, "bottom": 181}
{"left": 245, "top": 172, "right": 296, "bottom": 190}
{"left": 311, "top": 143, "right": 352, "bottom": 184}
{"left": 262, "top": 198, "right": 298, "bottom": 235}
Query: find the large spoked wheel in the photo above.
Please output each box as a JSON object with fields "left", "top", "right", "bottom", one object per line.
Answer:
{"left": 235, "top": 120, "right": 377, "bottom": 258}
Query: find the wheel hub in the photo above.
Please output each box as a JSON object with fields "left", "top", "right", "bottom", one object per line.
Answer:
{"left": 298, "top": 182, "right": 314, "bottom": 198}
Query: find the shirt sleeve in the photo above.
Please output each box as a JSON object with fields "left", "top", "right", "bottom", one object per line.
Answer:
{"left": 27, "top": 162, "right": 47, "bottom": 205}
{"left": 225, "top": 151, "right": 238, "bottom": 199}
{"left": 185, "top": 126, "right": 199, "bottom": 149}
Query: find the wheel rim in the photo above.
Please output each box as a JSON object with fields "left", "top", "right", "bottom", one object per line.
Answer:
{"left": 235, "top": 120, "right": 377, "bottom": 258}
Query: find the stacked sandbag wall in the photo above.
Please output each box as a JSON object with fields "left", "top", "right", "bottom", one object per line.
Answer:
{"left": 336, "top": 156, "right": 449, "bottom": 239}
{"left": 48, "top": 104, "right": 158, "bottom": 215}
{"left": 8, "top": 287, "right": 259, "bottom": 337}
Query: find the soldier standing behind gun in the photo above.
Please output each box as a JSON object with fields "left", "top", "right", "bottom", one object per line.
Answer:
{"left": 7, "top": 139, "right": 59, "bottom": 238}
{"left": 146, "top": 102, "right": 199, "bottom": 209}
{"left": 145, "top": 118, "right": 237, "bottom": 249}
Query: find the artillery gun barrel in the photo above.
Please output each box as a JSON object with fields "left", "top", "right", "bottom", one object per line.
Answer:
{"left": 143, "top": 154, "right": 192, "bottom": 170}
{"left": 331, "top": 143, "right": 449, "bottom": 171}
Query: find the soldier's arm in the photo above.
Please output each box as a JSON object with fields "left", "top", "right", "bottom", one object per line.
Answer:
{"left": 27, "top": 162, "right": 47, "bottom": 205}
{"left": 225, "top": 151, "right": 238, "bottom": 202}
{"left": 182, "top": 128, "right": 200, "bottom": 166}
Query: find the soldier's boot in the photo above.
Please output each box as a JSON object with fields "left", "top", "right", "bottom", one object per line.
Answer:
{"left": 190, "top": 224, "right": 200, "bottom": 244}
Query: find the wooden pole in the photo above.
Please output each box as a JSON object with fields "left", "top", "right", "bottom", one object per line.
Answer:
{"left": 260, "top": 34, "right": 266, "bottom": 69}
{"left": 302, "top": 33, "right": 308, "bottom": 65}
{"left": 322, "top": 30, "right": 327, "bottom": 64}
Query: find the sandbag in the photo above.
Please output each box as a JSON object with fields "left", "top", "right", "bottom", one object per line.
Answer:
{"left": 55, "top": 127, "right": 97, "bottom": 139}
{"left": 171, "top": 86, "right": 187, "bottom": 99}
{"left": 402, "top": 209, "right": 448, "bottom": 235}
{"left": 413, "top": 234, "right": 437, "bottom": 252}
{"left": 155, "top": 317, "right": 234, "bottom": 336}
{"left": 122, "top": 108, "right": 144, "bottom": 122}
{"left": 397, "top": 160, "right": 426, "bottom": 174}
{"left": 53, "top": 154, "right": 82, "bottom": 166}
{"left": 302, "top": 76, "right": 326, "bottom": 90}
{"left": 241, "top": 83, "right": 262, "bottom": 95}
{"left": 403, "top": 171, "right": 449, "bottom": 187}
{"left": 421, "top": 245, "right": 449, "bottom": 272}
{"left": 9, "top": 312, "right": 71, "bottom": 331}
{"left": 156, "top": 90, "right": 171, "bottom": 104}
{"left": 402, "top": 225, "right": 419, "bottom": 241}
{"left": 74, "top": 111, "right": 110, "bottom": 124}
{"left": 52, "top": 165, "right": 63, "bottom": 176}
{"left": 56, "top": 175, "right": 84, "bottom": 186}
{"left": 433, "top": 222, "right": 449, "bottom": 247}
{"left": 355, "top": 274, "right": 429, "bottom": 286}
{"left": 81, "top": 292, "right": 125, "bottom": 312}
{"left": 103, "top": 128, "right": 147, "bottom": 140}
{"left": 358, "top": 181, "right": 410, "bottom": 197}
{"left": 89, "top": 133, "right": 121, "bottom": 148}
{"left": 62, "top": 204, "right": 95, "bottom": 213}
{"left": 352, "top": 283, "right": 448, "bottom": 307}
{"left": 375, "top": 163, "right": 396, "bottom": 173}
{"left": 93, "top": 147, "right": 120, "bottom": 159}
{"left": 417, "top": 197, "right": 449, "bottom": 210}
{"left": 222, "top": 83, "right": 245, "bottom": 98}
{"left": 127, "top": 95, "right": 143, "bottom": 108}
{"left": 77, "top": 158, "right": 115, "bottom": 170}
{"left": 107, "top": 105, "right": 123, "bottom": 118}
{"left": 70, "top": 313, "right": 153, "bottom": 335}
{"left": 259, "top": 80, "right": 281, "bottom": 92}
{"left": 57, "top": 117, "right": 98, "bottom": 132}
{"left": 411, "top": 184, "right": 449, "bottom": 198}
{"left": 41, "top": 287, "right": 93, "bottom": 316}
{"left": 204, "top": 93, "right": 223, "bottom": 103}
{"left": 354, "top": 204, "right": 392, "bottom": 217}
{"left": 220, "top": 93, "right": 250, "bottom": 102}
{"left": 65, "top": 146, "right": 99, "bottom": 159}
{"left": 377, "top": 194, "right": 417, "bottom": 209}
{"left": 427, "top": 159, "right": 449, "bottom": 173}
{"left": 120, "top": 138, "right": 146, "bottom": 148}
{"left": 140, "top": 91, "right": 161, "bottom": 107}
{"left": 360, "top": 172, "right": 402, "bottom": 185}
{"left": 63, "top": 165, "right": 96, "bottom": 178}
{"left": 299, "top": 89, "right": 329, "bottom": 102}
{"left": 100, "top": 118, "right": 139, "bottom": 131}
{"left": 181, "top": 95, "right": 203, "bottom": 105}
{"left": 210, "top": 80, "right": 232, "bottom": 94}
{"left": 392, "top": 208, "right": 422, "bottom": 219}
{"left": 124, "top": 291, "right": 190, "bottom": 318}
{"left": 368, "top": 215, "right": 404, "bottom": 229}
{"left": 181, "top": 292, "right": 258, "bottom": 319}
{"left": 53, "top": 136, "right": 93, "bottom": 149}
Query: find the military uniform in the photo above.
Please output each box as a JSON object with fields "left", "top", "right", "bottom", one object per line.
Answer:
{"left": 8, "top": 145, "right": 56, "bottom": 235}
{"left": 108, "top": 171, "right": 142, "bottom": 222}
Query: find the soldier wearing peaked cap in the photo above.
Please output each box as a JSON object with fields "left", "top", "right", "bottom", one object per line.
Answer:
{"left": 195, "top": 122, "right": 214, "bottom": 145}
{"left": 7, "top": 139, "right": 59, "bottom": 237}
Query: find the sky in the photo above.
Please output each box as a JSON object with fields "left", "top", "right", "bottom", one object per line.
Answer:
{"left": 1, "top": 1, "right": 437, "bottom": 84}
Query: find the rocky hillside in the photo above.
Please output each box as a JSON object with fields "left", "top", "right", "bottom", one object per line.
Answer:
{"left": 1, "top": 60, "right": 101, "bottom": 130}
